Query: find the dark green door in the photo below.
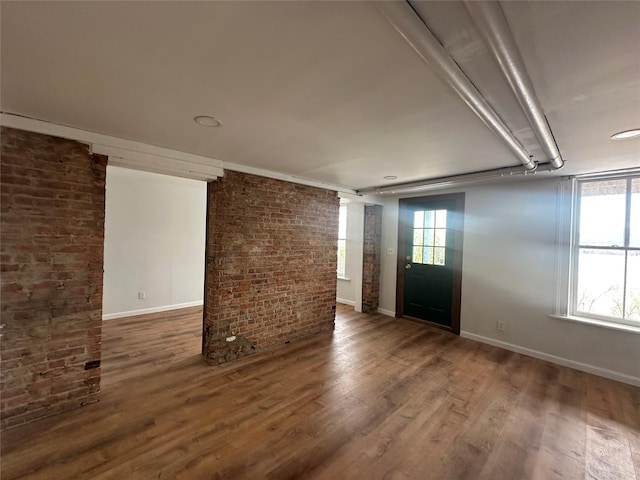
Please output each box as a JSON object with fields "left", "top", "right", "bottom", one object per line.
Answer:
{"left": 403, "top": 201, "right": 456, "bottom": 326}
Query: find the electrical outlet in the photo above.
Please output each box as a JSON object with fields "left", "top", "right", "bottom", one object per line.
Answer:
{"left": 387, "top": 248, "right": 395, "bottom": 255}
{"left": 138, "top": 291, "right": 145, "bottom": 300}
{"left": 496, "top": 321, "right": 505, "bottom": 332}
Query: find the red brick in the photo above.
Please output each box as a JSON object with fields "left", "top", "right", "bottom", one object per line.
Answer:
{"left": 202, "top": 171, "right": 338, "bottom": 364}
{"left": 362, "top": 205, "right": 382, "bottom": 314}
{"left": 0, "top": 127, "right": 105, "bottom": 429}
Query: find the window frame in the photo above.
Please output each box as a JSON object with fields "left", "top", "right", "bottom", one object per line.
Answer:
{"left": 337, "top": 203, "right": 347, "bottom": 278}
{"left": 410, "top": 208, "right": 448, "bottom": 266}
{"left": 569, "top": 173, "right": 640, "bottom": 327}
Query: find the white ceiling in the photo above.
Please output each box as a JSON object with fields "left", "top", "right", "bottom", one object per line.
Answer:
{"left": 2, "top": 1, "right": 639, "bottom": 190}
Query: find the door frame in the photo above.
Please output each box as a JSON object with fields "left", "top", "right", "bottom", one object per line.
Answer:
{"left": 396, "top": 193, "right": 465, "bottom": 334}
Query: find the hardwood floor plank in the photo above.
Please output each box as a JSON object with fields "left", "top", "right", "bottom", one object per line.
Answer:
{"left": 1, "top": 305, "right": 638, "bottom": 480}
{"left": 528, "top": 366, "right": 588, "bottom": 480}
{"left": 586, "top": 376, "right": 637, "bottom": 480}
{"left": 621, "top": 385, "right": 640, "bottom": 479}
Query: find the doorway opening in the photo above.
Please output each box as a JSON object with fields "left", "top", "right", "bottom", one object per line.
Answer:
{"left": 101, "top": 166, "right": 207, "bottom": 388}
{"left": 396, "top": 193, "right": 465, "bottom": 334}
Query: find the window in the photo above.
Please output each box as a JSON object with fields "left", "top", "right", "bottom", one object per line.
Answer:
{"left": 337, "top": 204, "right": 347, "bottom": 277}
{"left": 412, "top": 209, "right": 447, "bottom": 266}
{"left": 572, "top": 175, "right": 640, "bottom": 325}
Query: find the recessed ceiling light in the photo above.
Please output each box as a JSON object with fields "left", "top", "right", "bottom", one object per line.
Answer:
{"left": 611, "top": 128, "right": 640, "bottom": 140}
{"left": 383, "top": 175, "right": 398, "bottom": 180}
{"left": 194, "top": 115, "right": 223, "bottom": 128}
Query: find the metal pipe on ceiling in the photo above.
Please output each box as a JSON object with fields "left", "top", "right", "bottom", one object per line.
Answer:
{"left": 357, "top": 162, "right": 554, "bottom": 195}
{"left": 464, "top": 0, "right": 564, "bottom": 169}
{"left": 375, "top": 1, "right": 537, "bottom": 171}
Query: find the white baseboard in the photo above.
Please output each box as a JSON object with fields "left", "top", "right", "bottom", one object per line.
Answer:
{"left": 460, "top": 331, "right": 640, "bottom": 387}
{"left": 377, "top": 308, "right": 396, "bottom": 317}
{"left": 102, "top": 301, "right": 203, "bottom": 320}
{"left": 336, "top": 298, "right": 355, "bottom": 306}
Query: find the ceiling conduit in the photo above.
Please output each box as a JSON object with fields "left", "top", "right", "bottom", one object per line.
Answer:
{"left": 358, "top": 163, "right": 555, "bottom": 195}
{"left": 361, "top": 1, "right": 566, "bottom": 195}
{"left": 375, "top": 0, "right": 536, "bottom": 171}
{"left": 464, "top": 0, "right": 564, "bottom": 169}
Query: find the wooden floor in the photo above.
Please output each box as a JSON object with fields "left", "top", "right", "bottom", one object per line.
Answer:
{"left": 1, "top": 305, "right": 639, "bottom": 479}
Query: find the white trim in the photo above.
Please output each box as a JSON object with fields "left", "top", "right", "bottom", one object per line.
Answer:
{"left": 337, "top": 276, "right": 351, "bottom": 281}
{"left": 338, "top": 191, "right": 384, "bottom": 206}
{"left": 1, "top": 113, "right": 223, "bottom": 168}
{"left": 224, "top": 161, "right": 356, "bottom": 194}
{"left": 1, "top": 113, "right": 360, "bottom": 192}
{"left": 97, "top": 145, "right": 223, "bottom": 181}
{"left": 460, "top": 331, "right": 640, "bottom": 387}
{"left": 377, "top": 308, "right": 396, "bottom": 317}
{"left": 102, "top": 301, "right": 203, "bottom": 321}
{"left": 575, "top": 167, "right": 640, "bottom": 180}
{"left": 351, "top": 202, "right": 365, "bottom": 313}
{"left": 549, "top": 314, "right": 640, "bottom": 334}
{"left": 336, "top": 298, "right": 356, "bottom": 306}
{"left": 553, "top": 178, "right": 572, "bottom": 316}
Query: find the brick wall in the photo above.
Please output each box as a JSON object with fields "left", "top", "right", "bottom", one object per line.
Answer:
{"left": 203, "top": 171, "right": 338, "bottom": 364}
{"left": 1, "top": 127, "right": 106, "bottom": 429}
{"left": 362, "top": 205, "right": 382, "bottom": 314}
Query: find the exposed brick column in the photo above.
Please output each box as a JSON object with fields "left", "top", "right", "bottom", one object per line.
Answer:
{"left": 362, "top": 205, "right": 382, "bottom": 314}
{"left": 1, "top": 127, "right": 107, "bottom": 429}
{"left": 203, "top": 171, "right": 338, "bottom": 364}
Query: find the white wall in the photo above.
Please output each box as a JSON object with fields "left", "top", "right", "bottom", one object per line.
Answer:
{"left": 336, "top": 202, "right": 365, "bottom": 311}
{"left": 103, "top": 166, "right": 207, "bottom": 319}
{"left": 378, "top": 177, "right": 640, "bottom": 385}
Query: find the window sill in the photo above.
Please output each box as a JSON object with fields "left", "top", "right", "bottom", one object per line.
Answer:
{"left": 337, "top": 276, "right": 351, "bottom": 281}
{"left": 549, "top": 314, "right": 640, "bottom": 334}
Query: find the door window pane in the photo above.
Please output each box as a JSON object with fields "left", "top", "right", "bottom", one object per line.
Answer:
{"left": 423, "top": 246, "right": 433, "bottom": 264}
{"left": 413, "top": 229, "right": 424, "bottom": 246}
{"left": 423, "top": 228, "right": 435, "bottom": 247}
{"left": 579, "top": 180, "right": 626, "bottom": 246}
{"left": 434, "top": 229, "right": 446, "bottom": 247}
{"left": 424, "top": 210, "right": 435, "bottom": 229}
{"left": 414, "top": 210, "right": 424, "bottom": 229}
{"left": 576, "top": 248, "right": 625, "bottom": 318}
{"left": 411, "top": 208, "right": 450, "bottom": 266}
{"left": 412, "top": 246, "right": 423, "bottom": 264}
